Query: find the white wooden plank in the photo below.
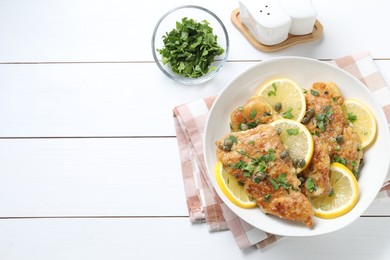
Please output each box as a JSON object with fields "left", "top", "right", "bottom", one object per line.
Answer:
{"left": 0, "top": 0, "right": 389, "bottom": 62}
{"left": 0, "top": 137, "right": 388, "bottom": 217}
{"left": 1, "top": 60, "right": 389, "bottom": 137}
{"left": 0, "top": 62, "right": 250, "bottom": 137}
{"left": 0, "top": 138, "right": 188, "bottom": 217}
{"left": 0, "top": 217, "right": 390, "bottom": 259}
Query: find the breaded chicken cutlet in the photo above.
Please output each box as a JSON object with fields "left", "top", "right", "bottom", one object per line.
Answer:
{"left": 230, "top": 96, "right": 280, "bottom": 132}
{"left": 301, "top": 82, "right": 363, "bottom": 197}
{"left": 216, "top": 124, "right": 314, "bottom": 227}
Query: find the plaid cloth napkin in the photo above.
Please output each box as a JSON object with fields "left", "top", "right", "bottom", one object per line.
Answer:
{"left": 173, "top": 52, "right": 390, "bottom": 250}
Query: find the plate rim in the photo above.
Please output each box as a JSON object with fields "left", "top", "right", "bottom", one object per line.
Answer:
{"left": 203, "top": 56, "right": 390, "bottom": 237}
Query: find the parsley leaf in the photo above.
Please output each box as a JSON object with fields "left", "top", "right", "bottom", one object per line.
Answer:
{"left": 286, "top": 128, "right": 299, "bottom": 136}
{"left": 250, "top": 109, "right": 257, "bottom": 120}
{"left": 228, "top": 135, "right": 238, "bottom": 144}
{"left": 305, "top": 177, "right": 317, "bottom": 193}
{"left": 247, "top": 120, "right": 259, "bottom": 129}
{"left": 347, "top": 112, "right": 357, "bottom": 123}
{"left": 282, "top": 107, "right": 294, "bottom": 119}
{"left": 310, "top": 89, "right": 319, "bottom": 96}
{"left": 264, "top": 194, "right": 271, "bottom": 202}
{"left": 276, "top": 173, "right": 292, "bottom": 191}
{"left": 268, "top": 83, "right": 278, "bottom": 96}
{"left": 332, "top": 156, "right": 347, "bottom": 166}
{"left": 269, "top": 178, "right": 279, "bottom": 190}
{"left": 315, "top": 106, "right": 333, "bottom": 131}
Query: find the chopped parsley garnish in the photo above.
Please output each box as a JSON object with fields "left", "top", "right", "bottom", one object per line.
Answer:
{"left": 268, "top": 173, "right": 292, "bottom": 192}
{"left": 232, "top": 149, "right": 276, "bottom": 182}
{"left": 264, "top": 194, "right": 271, "bottom": 202}
{"left": 237, "top": 150, "right": 250, "bottom": 157}
{"left": 282, "top": 107, "right": 294, "bottom": 119}
{"left": 250, "top": 109, "right": 257, "bottom": 120}
{"left": 233, "top": 160, "right": 247, "bottom": 169}
{"left": 243, "top": 171, "right": 251, "bottom": 178}
{"left": 332, "top": 156, "right": 347, "bottom": 166}
{"left": 286, "top": 128, "right": 299, "bottom": 136}
{"left": 276, "top": 173, "right": 292, "bottom": 190}
{"left": 260, "top": 148, "right": 275, "bottom": 163}
{"left": 255, "top": 163, "right": 267, "bottom": 173}
{"left": 347, "top": 112, "right": 357, "bottom": 123}
{"left": 310, "top": 89, "right": 319, "bottom": 96}
{"left": 315, "top": 106, "right": 333, "bottom": 131}
{"left": 228, "top": 135, "right": 238, "bottom": 144}
{"left": 351, "top": 161, "right": 358, "bottom": 168}
{"left": 268, "top": 83, "right": 278, "bottom": 96}
{"left": 247, "top": 120, "right": 259, "bottom": 129}
{"left": 311, "top": 130, "right": 320, "bottom": 136}
{"left": 305, "top": 177, "right": 317, "bottom": 193}
{"left": 158, "top": 17, "right": 224, "bottom": 78}
{"left": 269, "top": 178, "right": 279, "bottom": 190}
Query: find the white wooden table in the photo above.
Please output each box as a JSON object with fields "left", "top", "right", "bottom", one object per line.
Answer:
{"left": 1, "top": 0, "right": 390, "bottom": 259}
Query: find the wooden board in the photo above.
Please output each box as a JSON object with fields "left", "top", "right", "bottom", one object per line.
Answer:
{"left": 231, "top": 8, "right": 324, "bottom": 52}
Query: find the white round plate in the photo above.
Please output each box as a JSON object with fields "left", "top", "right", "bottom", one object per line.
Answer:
{"left": 203, "top": 56, "right": 390, "bottom": 237}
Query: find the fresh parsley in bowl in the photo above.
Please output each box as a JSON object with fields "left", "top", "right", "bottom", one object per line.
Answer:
{"left": 152, "top": 5, "right": 229, "bottom": 85}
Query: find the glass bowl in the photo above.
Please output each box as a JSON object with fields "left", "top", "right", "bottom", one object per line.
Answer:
{"left": 152, "top": 5, "right": 229, "bottom": 85}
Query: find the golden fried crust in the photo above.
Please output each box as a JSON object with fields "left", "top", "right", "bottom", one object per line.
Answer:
{"left": 330, "top": 126, "right": 363, "bottom": 176}
{"left": 262, "top": 190, "right": 313, "bottom": 227}
{"left": 311, "top": 82, "right": 343, "bottom": 105}
{"left": 301, "top": 136, "right": 331, "bottom": 197}
{"left": 302, "top": 82, "right": 363, "bottom": 197}
{"left": 230, "top": 96, "right": 280, "bottom": 132}
{"left": 216, "top": 124, "right": 313, "bottom": 227}
{"left": 305, "top": 83, "right": 346, "bottom": 138}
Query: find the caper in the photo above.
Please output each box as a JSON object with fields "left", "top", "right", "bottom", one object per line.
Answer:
{"left": 224, "top": 138, "right": 233, "bottom": 147}
{"left": 280, "top": 150, "right": 289, "bottom": 159}
{"left": 305, "top": 108, "right": 315, "bottom": 118}
{"left": 275, "top": 102, "right": 282, "bottom": 112}
{"left": 276, "top": 128, "right": 282, "bottom": 135}
{"left": 240, "top": 123, "right": 249, "bottom": 131}
{"left": 222, "top": 145, "right": 231, "bottom": 151}
{"left": 336, "top": 135, "right": 344, "bottom": 144}
{"left": 297, "top": 159, "right": 306, "bottom": 168}
{"left": 255, "top": 171, "right": 267, "bottom": 181}
{"left": 298, "top": 176, "right": 305, "bottom": 184}
{"left": 301, "top": 116, "right": 311, "bottom": 124}
{"left": 292, "top": 158, "right": 299, "bottom": 168}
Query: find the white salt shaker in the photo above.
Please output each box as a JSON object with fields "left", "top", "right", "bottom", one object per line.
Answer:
{"left": 239, "top": 0, "right": 291, "bottom": 46}
{"left": 280, "top": 0, "right": 317, "bottom": 35}
{"left": 238, "top": 0, "right": 318, "bottom": 45}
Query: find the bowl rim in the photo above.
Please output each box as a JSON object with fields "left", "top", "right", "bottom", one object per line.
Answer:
{"left": 151, "top": 5, "right": 230, "bottom": 85}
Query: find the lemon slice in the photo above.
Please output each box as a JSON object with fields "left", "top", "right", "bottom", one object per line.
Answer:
{"left": 258, "top": 78, "right": 306, "bottom": 122}
{"left": 341, "top": 99, "right": 377, "bottom": 149}
{"left": 270, "top": 119, "right": 314, "bottom": 173}
{"left": 311, "top": 162, "right": 359, "bottom": 219}
{"left": 215, "top": 161, "right": 257, "bottom": 209}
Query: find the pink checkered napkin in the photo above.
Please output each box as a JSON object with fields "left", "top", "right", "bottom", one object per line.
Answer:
{"left": 173, "top": 52, "right": 390, "bottom": 250}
